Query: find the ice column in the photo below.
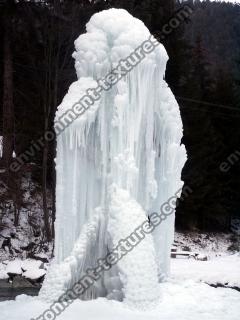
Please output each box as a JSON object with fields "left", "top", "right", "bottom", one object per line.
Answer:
{"left": 40, "top": 8, "right": 187, "bottom": 308}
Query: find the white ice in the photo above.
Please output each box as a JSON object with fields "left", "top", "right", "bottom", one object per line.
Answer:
{"left": 40, "top": 8, "right": 186, "bottom": 307}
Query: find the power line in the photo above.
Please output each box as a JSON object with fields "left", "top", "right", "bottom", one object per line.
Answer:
{"left": 176, "top": 96, "right": 240, "bottom": 112}
{"left": 180, "top": 104, "right": 240, "bottom": 120}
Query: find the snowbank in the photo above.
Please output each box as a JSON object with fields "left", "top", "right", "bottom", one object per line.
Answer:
{"left": 171, "top": 254, "right": 240, "bottom": 288}
{"left": 0, "top": 279, "right": 239, "bottom": 320}
{"left": 0, "top": 259, "right": 46, "bottom": 281}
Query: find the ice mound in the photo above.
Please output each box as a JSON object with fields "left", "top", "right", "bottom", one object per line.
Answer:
{"left": 40, "top": 8, "right": 186, "bottom": 309}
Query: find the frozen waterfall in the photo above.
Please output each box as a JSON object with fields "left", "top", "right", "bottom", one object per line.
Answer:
{"left": 40, "top": 8, "right": 187, "bottom": 308}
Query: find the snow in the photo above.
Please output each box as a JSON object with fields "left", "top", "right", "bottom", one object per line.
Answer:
{"left": 0, "top": 277, "right": 239, "bottom": 320}
{"left": 207, "top": 0, "right": 240, "bottom": 3}
{"left": 0, "top": 248, "right": 239, "bottom": 319}
{"left": 43, "top": 8, "right": 186, "bottom": 306}
{"left": 0, "top": 263, "right": 8, "bottom": 279}
{"left": 0, "top": 175, "right": 53, "bottom": 262}
{"left": 23, "top": 269, "right": 46, "bottom": 281}
{"left": 0, "top": 259, "right": 46, "bottom": 280}
{"left": 174, "top": 232, "right": 235, "bottom": 258}
{"left": 6, "top": 260, "right": 22, "bottom": 275}
{"left": 21, "top": 260, "right": 43, "bottom": 272}
{"left": 171, "top": 254, "right": 240, "bottom": 288}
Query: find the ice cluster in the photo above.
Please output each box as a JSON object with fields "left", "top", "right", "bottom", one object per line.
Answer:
{"left": 40, "top": 8, "right": 186, "bottom": 308}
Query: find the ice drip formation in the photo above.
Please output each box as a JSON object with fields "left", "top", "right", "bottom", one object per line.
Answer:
{"left": 40, "top": 8, "right": 187, "bottom": 308}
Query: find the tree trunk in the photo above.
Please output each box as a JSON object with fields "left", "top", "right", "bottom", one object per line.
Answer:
{"left": 2, "top": 18, "right": 14, "bottom": 174}
{"left": 42, "top": 105, "right": 52, "bottom": 241}
{"left": 42, "top": 124, "right": 52, "bottom": 242}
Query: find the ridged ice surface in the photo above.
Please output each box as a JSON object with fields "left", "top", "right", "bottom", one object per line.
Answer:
{"left": 40, "top": 8, "right": 186, "bottom": 308}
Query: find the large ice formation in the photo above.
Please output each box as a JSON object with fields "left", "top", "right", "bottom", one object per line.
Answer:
{"left": 40, "top": 8, "right": 187, "bottom": 308}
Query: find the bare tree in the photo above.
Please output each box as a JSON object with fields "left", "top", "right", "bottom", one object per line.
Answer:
{"left": 2, "top": 1, "right": 15, "bottom": 175}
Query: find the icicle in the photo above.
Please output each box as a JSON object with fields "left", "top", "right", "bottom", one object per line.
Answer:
{"left": 40, "top": 8, "right": 186, "bottom": 309}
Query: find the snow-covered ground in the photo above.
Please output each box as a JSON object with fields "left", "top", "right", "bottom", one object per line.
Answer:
{"left": 0, "top": 253, "right": 239, "bottom": 320}
{"left": 171, "top": 254, "right": 240, "bottom": 288}
{"left": 0, "top": 259, "right": 239, "bottom": 320}
{"left": 0, "top": 231, "right": 239, "bottom": 320}
{"left": 174, "top": 231, "right": 238, "bottom": 257}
